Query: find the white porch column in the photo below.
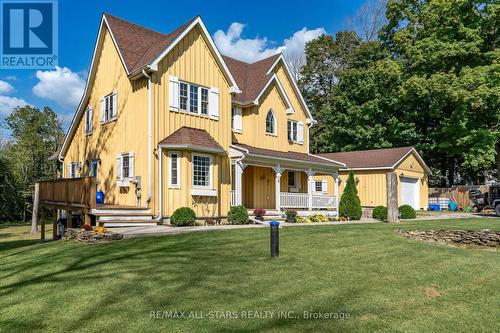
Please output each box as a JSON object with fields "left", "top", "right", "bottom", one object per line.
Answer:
{"left": 307, "top": 168, "right": 316, "bottom": 210}
{"left": 334, "top": 174, "right": 339, "bottom": 209}
{"left": 158, "top": 147, "right": 163, "bottom": 219}
{"left": 273, "top": 165, "right": 284, "bottom": 211}
{"left": 235, "top": 161, "right": 246, "bottom": 206}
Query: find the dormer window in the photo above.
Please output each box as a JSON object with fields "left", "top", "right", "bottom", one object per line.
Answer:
{"left": 265, "top": 110, "right": 276, "bottom": 135}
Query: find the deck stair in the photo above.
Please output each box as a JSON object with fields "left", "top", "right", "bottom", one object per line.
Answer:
{"left": 92, "top": 206, "right": 157, "bottom": 227}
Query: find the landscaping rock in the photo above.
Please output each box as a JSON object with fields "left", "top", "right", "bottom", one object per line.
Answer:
{"left": 64, "top": 228, "right": 123, "bottom": 243}
{"left": 396, "top": 229, "right": 500, "bottom": 248}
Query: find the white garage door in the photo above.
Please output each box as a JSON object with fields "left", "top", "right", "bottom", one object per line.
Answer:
{"left": 400, "top": 177, "right": 420, "bottom": 210}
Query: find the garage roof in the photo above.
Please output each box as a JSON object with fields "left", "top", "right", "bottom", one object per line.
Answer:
{"left": 318, "top": 147, "right": 431, "bottom": 173}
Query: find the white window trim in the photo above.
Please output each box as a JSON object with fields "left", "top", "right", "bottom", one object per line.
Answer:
{"left": 175, "top": 80, "right": 213, "bottom": 118}
{"left": 85, "top": 108, "right": 93, "bottom": 135}
{"left": 117, "top": 152, "right": 134, "bottom": 187}
{"left": 314, "top": 180, "right": 323, "bottom": 193}
{"left": 265, "top": 109, "right": 277, "bottom": 135}
{"left": 68, "top": 162, "right": 78, "bottom": 179}
{"left": 90, "top": 160, "right": 98, "bottom": 182}
{"left": 191, "top": 153, "right": 213, "bottom": 190}
{"left": 288, "top": 120, "right": 302, "bottom": 144}
{"left": 168, "top": 151, "right": 181, "bottom": 188}
{"left": 101, "top": 91, "right": 117, "bottom": 124}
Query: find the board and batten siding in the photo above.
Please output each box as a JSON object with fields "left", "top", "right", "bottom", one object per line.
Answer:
{"left": 233, "top": 61, "right": 309, "bottom": 154}
{"left": 151, "top": 26, "right": 232, "bottom": 216}
{"left": 64, "top": 28, "right": 148, "bottom": 207}
{"left": 316, "top": 152, "right": 429, "bottom": 209}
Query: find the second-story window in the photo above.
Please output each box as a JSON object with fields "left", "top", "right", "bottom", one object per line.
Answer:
{"left": 180, "top": 83, "right": 188, "bottom": 111}
{"left": 265, "top": 110, "right": 276, "bottom": 135}
{"left": 85, "top": 108, "right": 93, "bottom": 135}
{"left": 100, "top": 92, "right": 117, "bottom": 123}
{"left": 288, "top": 120, "right": 298, "bottom": 141}
{"left": 201, "top": 88, "right": 208, "bottom": 115}
{"left": 189, "top": 85, "right": 198, "bottom": 113}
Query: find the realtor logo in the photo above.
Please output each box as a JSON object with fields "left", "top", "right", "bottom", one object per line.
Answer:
{"left": 1, "top": 0, "right": 57, "bottom": 69}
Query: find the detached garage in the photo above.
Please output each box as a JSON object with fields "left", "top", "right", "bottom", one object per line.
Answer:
{"left": 318, "top": 147, "right": 431, "bottom": 210}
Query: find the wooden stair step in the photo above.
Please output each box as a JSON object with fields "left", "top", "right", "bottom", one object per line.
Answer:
{"left": 100, "top": 220, "right": 158, "bottom": 224}
{"left": 93, "top": 212, "right": 154, "bottom": 217}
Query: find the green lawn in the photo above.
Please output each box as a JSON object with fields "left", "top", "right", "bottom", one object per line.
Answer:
{"left": 1, "top": 219, "right": 499, "bottom": 332}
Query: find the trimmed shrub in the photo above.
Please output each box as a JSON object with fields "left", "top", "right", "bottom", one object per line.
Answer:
{"left": 171, "top": 207, "right": 196, "bottom": 226}
{"left": 253, "top": 208, "right": 266, "bottom": 221}
{"left": 296, "top": 215, "right": 312, "bottom": 223}
{"left": 372, "top": 206, "right": 388, "bottom": 221}
{"left": 228, "top": 205, "right": 249, "bottom": 224}
{"left": 285, "top": 210, "right": 297, "bottom": 223}
{"left": 399, "top": 205, "right": 416, "bottom": 219}
{"left": 339, "top": 171, "right": 362, "bottom": 220}
{"left": 309, "top": 214, "right": 329, "bottom": 222}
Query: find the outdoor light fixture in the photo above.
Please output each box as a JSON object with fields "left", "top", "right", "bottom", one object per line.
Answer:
{"left": 421, "top": 177, "right": 427, "bottom": 184}
{"left": 355, "top": 178, "right": 360, "bottom": 185}
{"left": 85, "top": 160, "right": 90, "bottom": 166}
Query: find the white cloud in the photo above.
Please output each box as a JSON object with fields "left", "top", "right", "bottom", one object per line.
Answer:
{"left": 0, "top": 80, "right": 14, "bottom": 94}
{"left": 213, "top": 23, "right": 325, "bottom": 63}
{"left": 0, "top": 96, "right": 31, "bottom": 116}
{"left": 33, "top": 66, "right": 85, "bottom": 109}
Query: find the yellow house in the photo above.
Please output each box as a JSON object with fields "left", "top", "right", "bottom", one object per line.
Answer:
{"left": 317, "top": 147, "right": 431, "bottom": 210}
{"left": 54, "top": 13, "right": 344, "bottom": 225}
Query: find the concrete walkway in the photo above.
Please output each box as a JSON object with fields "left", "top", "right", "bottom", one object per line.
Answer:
{"left": 111, "top": 218, "right": 381, "bottom": 238}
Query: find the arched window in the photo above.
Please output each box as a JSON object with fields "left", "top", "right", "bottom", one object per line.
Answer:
{"left": 265, "top": 110, "right": 276, "bottom": 134}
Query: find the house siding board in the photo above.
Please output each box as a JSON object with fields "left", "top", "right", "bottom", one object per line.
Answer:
{"left": 233, "top": 62, "right": 309, "bottom": 154}
{"left": 152, "top": 26, "right": 232, "bottom": 216}
{"left": 64, "top": 28, "right": 148, "bottom": 207}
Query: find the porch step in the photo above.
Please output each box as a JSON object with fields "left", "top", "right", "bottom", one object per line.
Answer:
{"left": 91, "top": 208, "right": 152, "bottom": 215}
{"left": 101, "top": 220, "right": 158, "bottom": 227}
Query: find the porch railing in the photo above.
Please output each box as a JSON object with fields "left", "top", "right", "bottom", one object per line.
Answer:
{"left": 280, "top": 192, "right": 337, "bottom": 209}
{"left": 230, "top": 190, "right": 236, "bottom": 206}
{"left": 312, "top": 194, "right": 337, "bottom": 209}
{"left": 280, "top": 192, "right": 309, "bottom": 209}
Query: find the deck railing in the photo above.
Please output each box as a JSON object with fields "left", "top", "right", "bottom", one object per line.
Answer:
{"left": 38, "top": 177, "right": 97, "bottom": 210}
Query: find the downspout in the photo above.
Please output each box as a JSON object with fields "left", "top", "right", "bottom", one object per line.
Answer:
{"left": 142, "top": 69, "right": 152, "bottom": 206}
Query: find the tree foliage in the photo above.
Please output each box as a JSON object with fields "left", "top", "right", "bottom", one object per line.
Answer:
{"left": 1, "top": 106, "right": 63, "bottom": 221}
{"left": 339, "top": 172, "right": 362, "bottom": 220}
{"left": 300, "top": 0, "right": 500, "bottom": 186}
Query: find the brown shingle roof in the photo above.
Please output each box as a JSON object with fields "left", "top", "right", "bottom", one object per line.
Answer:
{"left": 233, "top": 143, "right": 343, "bottom": 167}
{"left": 223, "top": 54, "right": 281, "bottom": 104}
{"left": 318, "top": 147, "right": 416, "bottom": 169}
{"left": 104, "top": 13, "right": 197, "bottom": 73}
{"left": 159, "top": 127, "right": 225, "bottom": 154}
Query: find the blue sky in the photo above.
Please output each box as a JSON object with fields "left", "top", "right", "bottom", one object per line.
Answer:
{"left": 0, "top": 0, "right": 366, "bottom": 136}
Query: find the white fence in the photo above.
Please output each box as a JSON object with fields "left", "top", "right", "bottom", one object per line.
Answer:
{"left": 281, "top": 192, "right": 337, "bottom": 209}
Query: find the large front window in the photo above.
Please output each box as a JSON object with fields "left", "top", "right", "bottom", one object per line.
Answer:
{"left": 266, "top": 110, "right": 275, "bottom": 134}
{"left": 189, "top": 85, "right": 198, "bottom": 113}
{"left": 178, "top": 81, "right": 209, "bottom": 116}
{"left": 180, "top": 83, "right": 188, "bottom": 111}
{"left": 192, "top": 155, "right": 211, "bottom": 187}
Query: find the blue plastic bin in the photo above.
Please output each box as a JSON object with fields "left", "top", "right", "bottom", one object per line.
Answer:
{"left": 428, "top": 204, "right": 440, "bottom": 211}
{"left": 96, "top": 191, "right": 104, "bottom": 205}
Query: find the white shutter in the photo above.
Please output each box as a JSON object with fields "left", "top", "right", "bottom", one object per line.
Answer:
{"left": 129, "top": 152, "right": 135, "bottom": 178}
{"left": 209, "top": 87, "right": 219, "bottom": 119}
{"left": 116, "top": 154, "right": 122, "bottom": 180}
{"left": 234, "top": 107, "right": 242, "bottom": 132}
{"left": 322, "top": 180, "right": 328, "bottom": 193}
{"left": 297, "top": 121, "right": 304, "bottom": 144}
{"left": 100, "top": 98, "right": 105, "bottom": 123}
{"left": 67, "top": 164, "right": 72, "bottom": 179}
{"left": 169, "top": 76, "right": 179, "bottom": 110}
{"left": 112, "top": 92, "right": 117, "bottom": 118}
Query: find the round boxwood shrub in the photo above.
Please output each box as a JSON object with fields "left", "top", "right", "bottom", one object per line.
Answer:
{"left": 285, "top": 210, "right": 297, "bottom": 223}
{"left": 399, "top": 205, "right": 416, "bottom": 219}
{"left": 228, "top": 205, "right": 249, "bottom": 224}
{"left": 372, "top": 206, "right": 388, "bottom": 221}
{"left": 339, "top": 171, "right": 362, "bottom": 220}
{"left": 171, "top": 207, "right": 196, "bottom": 226}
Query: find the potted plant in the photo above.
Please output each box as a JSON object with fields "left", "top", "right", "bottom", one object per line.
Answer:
{"left": 253, "top": 208, "right": 266, "bottom": 221}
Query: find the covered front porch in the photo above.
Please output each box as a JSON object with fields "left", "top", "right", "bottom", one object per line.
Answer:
{"left": 230, "top": 144, "right": 342, "bottom": 211}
